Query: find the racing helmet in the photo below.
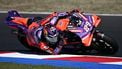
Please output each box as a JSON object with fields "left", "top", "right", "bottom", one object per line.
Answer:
{"left": 44, "top": 26, "right": 59, "bottom": 44}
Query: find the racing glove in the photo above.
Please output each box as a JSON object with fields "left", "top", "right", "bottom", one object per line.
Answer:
{"left": 38, "top": 42, "right": 54, "bottom": 54}
{"left": 53, "top": 45, "right": 63, "bottom": 55}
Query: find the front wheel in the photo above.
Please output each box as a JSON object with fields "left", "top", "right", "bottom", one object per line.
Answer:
{"left": 90, "top": 31, "right": 118, "bottom": 55}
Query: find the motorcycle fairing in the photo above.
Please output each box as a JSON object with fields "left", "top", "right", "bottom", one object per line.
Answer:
{"left": 66, "top": 14, "right": 92, "bottom": 46}
{"left": 55, "top": 13, "right": 97, "bottom": 46}
{"left": 56, "top": 18, "right": 70, "bottom": 31}
{"left": 69, "top": 14, "right": 101, "bottom": 46}
{"left": 81, "top": 15, "right": 101, "bottom": 46}
{"left": 27, "top": 26, "right": 43, "bottom": 46}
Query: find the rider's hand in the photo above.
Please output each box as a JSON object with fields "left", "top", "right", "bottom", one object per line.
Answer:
{"left": 38, "top": 42, "right": 55, "bottom": 55}
{"left": 45, "top": 48, "right": 54, "bottom": 54}
{"left": 53, "top": 45, "right": 63, "bottom": 55}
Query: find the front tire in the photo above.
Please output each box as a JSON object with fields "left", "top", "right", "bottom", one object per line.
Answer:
{"left": 91, "top": 31, "right": 118, "bottom": 55}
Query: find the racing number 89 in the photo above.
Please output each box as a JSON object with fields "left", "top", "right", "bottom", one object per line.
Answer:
{"left": 83, "top": 21, "right": 92, "bottom": 32}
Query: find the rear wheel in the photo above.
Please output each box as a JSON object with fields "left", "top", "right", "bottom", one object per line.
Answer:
{"left": 17, "top": 30, "right": 50, "bottom": 55}
{"left": 17, "top": 30, "right": 40, "bottom": 51}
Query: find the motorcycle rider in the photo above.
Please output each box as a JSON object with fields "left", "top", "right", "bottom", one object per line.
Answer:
{"left": 6, "top": 10, "right": 64, "bottom": 55}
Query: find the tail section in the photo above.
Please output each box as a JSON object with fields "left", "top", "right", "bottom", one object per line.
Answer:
{"left": 5, "top": 10, "right": 27, "bottom": 31}
{"left": 6, "top": 10, "right": 21, "bottom": 21}
{"left": 8, "top": 10, "right": 21, "bottom": 17}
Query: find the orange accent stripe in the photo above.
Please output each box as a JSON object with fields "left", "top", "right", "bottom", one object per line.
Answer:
{"left": 92, "top": 15, "right": 101, "bottom": 27}
{"left": 79, "top": 13, "right": 88, "bottom": 21}
{"left": 28, "top": 22, "right": 39, "bottom": 30}
{"left": 12, "top": 17, "right": 29, "bottom": 27}
{"left": 82, "top": 33, "right": 93, "bottom": 46}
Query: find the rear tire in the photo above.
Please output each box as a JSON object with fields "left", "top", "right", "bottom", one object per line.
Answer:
{"left": 17, "top": 30, "right": 40, "bottom": 51}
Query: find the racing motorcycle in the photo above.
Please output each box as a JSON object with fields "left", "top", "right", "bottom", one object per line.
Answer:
{"left": 5, "top": 10, "right": 118, "bottom": 55}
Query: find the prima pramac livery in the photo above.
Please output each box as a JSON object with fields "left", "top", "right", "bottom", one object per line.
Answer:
{"left": 5, "top": 9, "right": 118, "bottom": 55}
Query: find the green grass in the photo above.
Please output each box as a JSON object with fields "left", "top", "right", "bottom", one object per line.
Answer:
{"left": 0, "top": 0, "right": 122, "bottom": 13}
{"left": 0, "top": 62, "right": 82, "bottom": 69}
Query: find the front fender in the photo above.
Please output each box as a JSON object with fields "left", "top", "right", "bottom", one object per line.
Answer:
{"left": 92, "top": 15, "right": 101, "bottom": 27}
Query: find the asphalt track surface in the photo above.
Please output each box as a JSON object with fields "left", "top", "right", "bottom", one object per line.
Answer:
{"left": 0, "top": 13, "right": 122, "bottom": 57}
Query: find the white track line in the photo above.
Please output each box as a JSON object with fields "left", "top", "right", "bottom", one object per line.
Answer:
{"left": 0, "top": 52, "right": 122, "bottom": 65}
{"left": 0, "top": 11, "right": 122, "bottom": 16}
{"left": 0, "top": 11, "right": 51, "bottom": 14}
{"left": 0, "top": 52, "right": 122, "bottom": 60}
{"left": 0, "top": 52, "right": 79, "bottom": 59}
{"left": 101, "top": 62, "right": 122, "bottom": 65}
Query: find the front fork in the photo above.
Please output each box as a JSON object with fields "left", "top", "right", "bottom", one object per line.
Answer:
{"left": 92, "top": 29, "right": 105, "bottom": 44}
{"left": 94, "top": 30, "right": 104, "bottom": 38}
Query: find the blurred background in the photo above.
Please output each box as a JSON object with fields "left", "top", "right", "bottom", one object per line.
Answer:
{"left": 0, "top": 0, "right": 122, "bottom": 13}
{"left": 0, "top": 0, "right": 122, "bottom": 69}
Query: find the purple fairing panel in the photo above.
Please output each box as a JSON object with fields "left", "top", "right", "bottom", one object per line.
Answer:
{"left": 5, "top": 20, "right": 28, "bottom": 33}
{"left": 33, "top": 26, "right": 43, "bottom": 43}
{"left": 73, "top": 15, "right": 94, "bottom": 39}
